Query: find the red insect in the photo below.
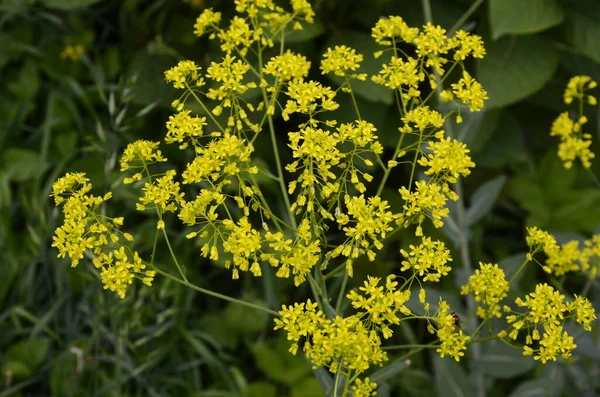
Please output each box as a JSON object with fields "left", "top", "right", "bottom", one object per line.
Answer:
{"left": 451, "top": 312, "right": 461, "bottom": 328}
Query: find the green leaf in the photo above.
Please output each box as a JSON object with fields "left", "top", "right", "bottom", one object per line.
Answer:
{"left": 244, "top": 382, "right": 277, "bottom": 397}
{"left": 290, "top": 377, "right": 325, "bottom": 397}
{"left": 4, "top": 338, "right": 50, "bottom": 378}
{"left": 456, "top": 109, "right": 501, "bottom": 153}
{"left": 433, "top": 355, "right": 474, "bottom": 397}
{"left": 508, "top": 379, "right": 552, "bottom": 397}
{"left": 509, "top": 177, "right": 550, "bottom": 222}
{"left": 311, "top": 367, "right": 333, "bottom": 396}
{"left": 41, "top": 0, "right": 104, "bottom": 10}
{"left": 3, "top": 148, "right": 47, "bottom": 182}
{"left": 479, "top": 341, "right": 536, "bottom": 379}
{"left": 564, "top": 12, "right": 600, "bottom": 63}
{"left": 225, "top": 299, "right": 268, "bottom": 334}
{"left": 489, "top": 0, "right": 564, "bottom": 40}
{"left": 466, "top": 175, "right": 506, "bottom": 226}
{"left": 249, "top": 340, "right": 311, "bottom": 386}
{"left": 7, "top": 59, "right": 39, "bottom": 99}
{"left": 539, "top": 151, "right": 576, "bottom": 199}
{"left": 474, "top": 111, "right": 525, "bottom": 168}
{"left": 323, "top": 30, "right": 394, "bottom": 105}
{"left": 499, "top": 253, "right": 528, "bottom": 284}
{"left": 477, "top": 34, "right": 558, "bottom": 108}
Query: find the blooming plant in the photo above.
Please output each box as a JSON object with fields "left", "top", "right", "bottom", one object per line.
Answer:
{"left": 50, "top": 1, "right": 599, "bottom": 395}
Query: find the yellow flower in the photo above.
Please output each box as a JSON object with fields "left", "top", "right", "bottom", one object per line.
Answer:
{"left": 399, "top": 180, "right": 453, "bottom": 234}
{"left": 371, "top": 16, "right": 419, "bottom": 46}
{"left": 164, "top": 60, "right": 204, "bottom": 89}
{"left": 451, "top": 71, "right": 488, "bottom": 112}
{"left": 320, "top": 45, "right": 366, "bottom": 80}
{"left": 418, "top": 131, "right": 475, "bottom": 183}
{"left": 352, "top": 378, "right": 378, "bottom": 397}
{"left": 120, "top": 140, "right": 167, "bottom": 172}
{"left": 564, "top": 75, "right": 597, "bottom": 105}
{"left": 206, "top": 55, "right": 256, "bottom": 103}
{"left": 282, "top": 80, "right": 338, "bottom": 120}
{"left": 346, "top": 275, "right": 412, "bottom": 338}
{"left": 568, "top": 295, "right": 596, "bottom": 332}
{"left": 137, "top": 170, "right": 184, "bottom": 214}
{"left": 400, "top": 237, "right": 452, "bottom": 282}
{"left": 59, "top": 44, "right": 85, "bottom": 62}
{"left": 399, "top": 106, "right": 444, "bottom": 133}
{"left": 165, "top": 110, "right": 207, "bottom": 148}
{"left": 222, "top": 217, "right": 262, "bottom": 278}
{"left": 193, "top": 8, "right": 221, "bottom": 37}
{"left": 263, "top": 50, "right": 311, "bottom": 81}
{"left": 461, "top": 263, "right": 509, "bottom": 319}
{"left": 372, "top": 56, "right": 422, "bottom": 100}
{"left": 430, "top": 299, "right": 470, "bottom": 361}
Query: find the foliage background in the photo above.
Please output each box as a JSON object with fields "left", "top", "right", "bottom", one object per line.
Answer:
{"left": 1, "top": 0, "right": 600, "bottom": 396}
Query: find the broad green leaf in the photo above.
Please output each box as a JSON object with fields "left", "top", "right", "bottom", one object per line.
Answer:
{"left": 249, "top": 341, "right": 311, "bottom": 386}
{"left": 244, "top": 382, "right": 277, "bottom": 397}
{"left": 489, "top": 0, "right": 564, "bottom": 40}
{"left": 466, "top": 175, "right": 506, "bottom": 226}
{"left": 433, "top": 355, "right": 474, "bottom": 397}
{"left": 128, "top": 50, "right": 178, "bottom": 107}
{"left": 509, "top": 177, "right": 550, "bottom": 222}
{"left": 479, "top": 341, "right": 535, "bottom": 379}
{"left": 474, "top": 111, "right": 525, "bottom": 168}
{"left": 225, "top": 299, "right": 268, "bottom": 334}
{"left": 564, "top": 12, "right": 600, "bottom": 63}
{"left": 41, "top": 0, "right": 104, "bottom": 9}
{"left": 539, "top": 151, "right": 576, "bottom": 200}
{"left": 463, "top": 109, "right": 501, "bottom": 153}
{"left": 7, "top": 59, "right": 39, "bottom": 99}
{"left": 3, "top": 148, "right": 47, "bottom": 182}
{"left": 290, "top": 378, "right": 325, "bottom": 397}
{"left": 5, "top": 338, "right": 50, "bottom": 376}
{"left": 508, "top": 379, "right": 552, "bottom": 397}
{"left": 323, "top": 30, "right": 394, "bottom": 104}
{"left": 477, "top": 34, "right": 558, "bottom": 108}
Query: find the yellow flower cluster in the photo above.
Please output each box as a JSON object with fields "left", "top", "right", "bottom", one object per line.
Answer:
{"left": 504, "top": 283, "right": 596, "bottom": 363}
{"left": 282, "top": 80, "right": 339, "bottom": 120}
{"left": 60, "top": 44, "right": 85, "bottom": 62}
{"left": 427, "top": 299, "right": 470, "bottom": 361}
{"left": 399, "top": 180, "right": 453, "bottom": 236}
{"left": 526, "top": 226, "right": 600, "bottom": 278}
{"left": 320, "top": 45, "right": 367, "bottom": 80}
{"left": 261, "top": 219, "right": 321, "bottom": 286}
{"left": 263, "top": 49, "right": 311, "bottom": 82}
{"left": 274, "top": 300, "right": 387, "bottom": 374}
{"left": 346, "top": 275, "right": 412, "bottom": 338}
{"left": 164, "top": 60, "right": 204, "bottom": 90}
{"left": 400, "top": 237, "right": 452, "bottom": 282}
{"left": 550, "top": 76, "right": 597, "bottom": 169}
{"left": 418, "top": 131, "right": 475, "bottom": 183}
{"left": 165, "top": 110, "right": 207, "bottom": 149}
{"left": 461, "top": 263, "right": 509, "bottom": 319}
{"left": 331, "top": 195, "right": 400, "bottom": 276}
{"left": 51, "top": 173, "right": 154, "bottom": 298}
{"left": 352, "top": 378, "right": 378, "bottom": 397}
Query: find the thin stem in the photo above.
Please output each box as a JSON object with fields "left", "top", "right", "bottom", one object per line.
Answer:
{"left": 468, "top": 335, "right": 499, "bottom": 345}
{"left": 509, "top": 258, "right": 529, "bottom": 284}
{"left": 162, "top": 228, "right": 188, "bottom": 282}
{"left": 376, "top": 132, "right": 406, "bottom": 196}
{"left": 153, "top": 266, "right": 279, "bottom": 316}
{"left": 585, "top": 167, "right": 600, "bottom": 189}
{"left": 449, "top": 0, "right": 485, "bottom": 35}
{"left": 335, "top": 272, "right": 349, "bottom": 313}
{"left": 383, "top": 343, "right": 439, "bottom": 351}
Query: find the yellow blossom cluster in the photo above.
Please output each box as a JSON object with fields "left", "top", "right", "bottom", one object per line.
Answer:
{"left": 550, "top": 75, "right": 597, "bottom": 169}
{"left": 461, "top": 263, "right": 509, "bottom": 319}
{"left": 526, "top": 226, "right": 600, "bottom": 278}
{"left": 165, "top": 110, "right": 207, "bottom": 149}
{"left": 331, "top": 195, "right": 400, "bottom": 276}
{"left": 346, "top": 275, "right": 412, "bottom": 338}
{"left": 503, "top": 283, "right": 596, "bottom": 363}
{"left": 418, "top": 131, "right": 475, "bottom": 183}
{"left": 400, "top": 237, "right": 452, "bottom": 282}
{"left": 399, "top": 180, "right": 454, "bottom": 236}
{"left": 274, "top": 300, "right": 387, "bottom": 374}
{"left": 320, "top": 45, "right": 367, "bottom": 80}
{"left": 282, "top": 80, "right": 339, "bottom": 120}
{"left": 263, "top": 49, "right": 311, "bottom": 82}
{"left": 427, "top": 299, "right": 470, "bottom": 361}
{"left": 51, "top": 173, "right": 154, "bottom": 298}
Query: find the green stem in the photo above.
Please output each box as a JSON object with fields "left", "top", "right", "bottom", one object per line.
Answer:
{"left": 383, "top": 343, "right": 439, "bottom": 350}
{"left": 161, "top": 227, "right": 188, "bottom": 282}
{"left": 335, "top": 272, "right": 348, "bottom": 313}
{"left": 449, "top": 0, "right": 485, "bottom": 34}
{"left": 153, "top": 266, "right": 279, "bottom": 316}
{"left": 468, "top": 335, "right": 499, "bottom": 345}
{"left": 376, "top": 132, "right": 406, "bottom": 196}
{"left": 585, "top": 167, "right": 600, "bottom": 189}
{"left": 509, "top": 258, "right": 529, "bottom": 284}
